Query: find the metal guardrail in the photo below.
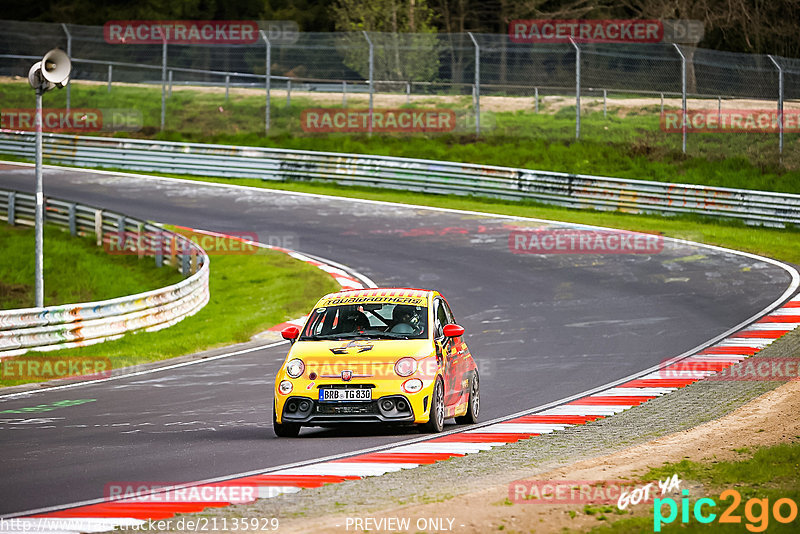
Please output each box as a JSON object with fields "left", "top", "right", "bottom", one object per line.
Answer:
{"left": 0, "top": 186, "right": 210, "bottom": 357}
{"left": 1, "top": 131, "right": 799, "bottom": 228}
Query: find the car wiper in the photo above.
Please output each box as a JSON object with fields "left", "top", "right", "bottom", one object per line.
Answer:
{"left": 364, "top": 332, "right": 410, "bottom": 339}
{"left": 299, "top": 333, "right": 371, "bottom": 341}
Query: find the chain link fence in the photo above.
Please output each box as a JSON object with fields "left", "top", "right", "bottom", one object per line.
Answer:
{"left": 0, "top": 20, "right": 797, "bottom": 166}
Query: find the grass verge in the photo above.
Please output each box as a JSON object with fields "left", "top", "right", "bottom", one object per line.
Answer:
{"left": 0, "top": 223, "right": 182, "bottom": 309}
{"left": 0, "top": 228, "right": 340, "bottom": 387}
{"left": 1, "top": 79, "right": 799, "bottom": 189}
{"left": 581, "top": 442, "right": 800, "bottom": 533}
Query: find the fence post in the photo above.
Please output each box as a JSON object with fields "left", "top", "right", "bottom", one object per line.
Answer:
{"left": 342, "top": 80, "right": 347, "bottom": 107}
{"left": 61, "top": 23, "right": 71, "bottom": 116}
{"left": 160, "top": 38, "right": 167, "bottom": 131}
{"left": 768, "top": 55, "right": 784, "bottom": 158}
{"left": 467, "top": 32, "right": 480, "bottom": 136}
{"left": 108, "top": 64, "right": 113, "bottom": 93}
{"left": 406, "top": 81, "right": 411, "bottom": 105}
{"left": 260, "top": 30, "right": 271, "bottom": 133}
{"left": 673, "top": 44, "right": 687, "bottom": 154}
{"left": 535, "top": 87, "right": 539, "bottom": 113}
{"left": 225, "top": 75, "right": 230, "bottom": 101}
{"left": 7, "top": 192, "right": 15, "bottom": 226}
{"left": 363, "top": 31, "right": 374, "bottom": 136}
{"left": 286, "top": 79, "right": 291, "bottom": 107}
{"left": 168, "top": 70, "right": 172, "bottom": 97}
{"left": 603, "top": 89, "right": 607, "bottom": 118}
{"left": 569, "top": 38, "right": 580, "bottom": 139}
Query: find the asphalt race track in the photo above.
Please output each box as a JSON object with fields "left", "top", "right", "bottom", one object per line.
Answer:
{"left": 0, "top": 163, "right": 794, "bottom": 516}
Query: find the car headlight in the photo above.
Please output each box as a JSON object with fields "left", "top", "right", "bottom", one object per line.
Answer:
{"left": 402, "top": 378, "right": 423, "bottom": 393}
{"left": 285, "top": 359, "right": 305, "bottom": 378}
{"left": 278, "top": 380, "right": 293, "bottom": 394}
{"left": 394, "top": 357, "right": 417, "bottom": 377}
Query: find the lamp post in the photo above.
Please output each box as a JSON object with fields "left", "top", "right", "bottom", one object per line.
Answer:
{"left": 27, "top": 48, "right": 71, "bottom": 308}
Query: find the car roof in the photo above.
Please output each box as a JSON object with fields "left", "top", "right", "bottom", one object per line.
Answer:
{"left": 316, "top": 287, "right": 437, "bottom": 304}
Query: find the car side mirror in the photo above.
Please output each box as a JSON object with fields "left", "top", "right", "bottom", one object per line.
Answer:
{"left": 281, "top": 326, "right": 300, "bottom": 343}
{"left": 443, "top": 324, "right": 465, "bottom": 338}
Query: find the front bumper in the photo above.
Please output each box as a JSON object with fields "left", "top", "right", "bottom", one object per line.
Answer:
{"left": 280, "top": 394, "right": 419, "bottom": 424}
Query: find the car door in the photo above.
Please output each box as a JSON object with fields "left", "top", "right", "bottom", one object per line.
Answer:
{"left": 433, "top": 297, "right": 461, "bottom": 408}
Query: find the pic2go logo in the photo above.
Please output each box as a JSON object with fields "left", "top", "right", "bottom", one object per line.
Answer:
{"left": 654, "top": 489, "right": 798, "bottom": 532}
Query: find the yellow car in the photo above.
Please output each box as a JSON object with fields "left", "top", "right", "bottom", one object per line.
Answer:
{"left": 273, "top": 288, "right": 480, "bottom": 437}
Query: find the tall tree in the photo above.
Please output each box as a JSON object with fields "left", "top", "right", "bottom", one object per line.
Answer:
{"left": 330, "top": 0, "right": 440, "bottom": 84}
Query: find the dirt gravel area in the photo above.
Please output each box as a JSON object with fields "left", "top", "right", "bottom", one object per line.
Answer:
{"left": 5, "top": 76, "right": 797, "bottom": 115}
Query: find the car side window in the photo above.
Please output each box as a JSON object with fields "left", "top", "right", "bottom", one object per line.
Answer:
{"left": 434, "top": 298, "right": 450, "bottom": 339}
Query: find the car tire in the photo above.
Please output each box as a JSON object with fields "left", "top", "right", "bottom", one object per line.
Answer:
{"left": 423, "top": 379, "right": 445, "bottom": 433}
{"left": 273, "top": 404, "right": 301, "bottom": 438}
{"left": 455, "top": 372, "right": 480, "bottom": 424}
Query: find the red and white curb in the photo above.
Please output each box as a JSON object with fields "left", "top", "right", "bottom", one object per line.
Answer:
{"left": 10, "top": 294, "right": 798, "bottom": 533}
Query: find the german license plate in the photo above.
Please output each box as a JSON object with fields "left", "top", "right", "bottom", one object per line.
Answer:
{"left": 318, "top": 388, "right": 372, "bottom": 402}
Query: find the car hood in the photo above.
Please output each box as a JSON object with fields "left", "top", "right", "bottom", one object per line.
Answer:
{"left": 287, "top": 339, "right": 433, "bottom": 376}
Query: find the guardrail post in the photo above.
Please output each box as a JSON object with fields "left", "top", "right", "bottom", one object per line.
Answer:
{"left": 160, "top": 38, "right": 167, "bottom": 132}
{"left": 768, "top": 55, "right": 784, "bottom": 158}
{"left": 191, "top": 250, "right": 198, "bottom": 274}
{"left": 95, "top": 209, "right": 103, "bottom": 246}
{"left": 535, "top": 87, "right": 539, "bottom": 113}
{"left": 155, "top": 232, "right": 164, "bottom": 268}
{"left": 406, "top": 81, "right": 411, "bottom": 105}
{"left": 342, "top": 80, "right": 347, "bottom": 107}
{"left": 168, "top": 70, "right": 173, "bottom": 98}
{"left": 225, "top": 75, "right": 230, "bottom": 101}
{"left": 660, "top": 93, "right": 664, "bottom": 114}
{"left": 468, "top": 32, "right": 480, "bottom": 136}
{"left": 673, "top": 44, "right": 687, "bottom": 153}
{"left": 260, "top": 30, "right": 271, "bottom": 134}
{"left": 362, "top": 31, "right": 374, "bottom": 136}
{"left": 181, "top": 241, "right": 190, "bottom": 275}
{"left": 107, "top": 64, "right": 113, "bottom": 93}
{"left": 570, "top": 38, "right": 580, "bottom": 140}
{"left": 68, "top": 203, "right": 76, "bottom": 236}
{"left": 137, "top": 222, "right": 144, "bottom": 259}
{"left": 603, "top": 89, "right": 607, "bottom": 118}
{"left": 7, "top": 192, "right": 15, "bottom": 226}
{"left": 117, "top": 214, "right": 125, "bottom": 233}
{"left": 61, "top": 23, "right": 72, "bottom": 116}
{"left": 286, "top": 79, "right": 291, "bottom": 107}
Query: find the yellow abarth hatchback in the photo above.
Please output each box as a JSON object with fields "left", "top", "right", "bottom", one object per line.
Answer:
{"left": 273, "top": 288, "right": 480, "bottom": 437}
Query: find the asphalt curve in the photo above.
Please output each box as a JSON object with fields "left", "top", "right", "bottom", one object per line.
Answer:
{"left": 0, "top": 163, "right": 793, "bottom": 516}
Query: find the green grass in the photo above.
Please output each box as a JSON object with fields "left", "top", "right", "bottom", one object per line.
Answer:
{"left": 579, "top": 442, "right": 800, "bottom": 533}
{"left": 0, "top": 223, "right": 182, "bottom": 309}
{"left": 2, "top": 80, "right": 799, "bottom": 191}
{"left": 0, "top": 228, "right": 340, "bottom": 387}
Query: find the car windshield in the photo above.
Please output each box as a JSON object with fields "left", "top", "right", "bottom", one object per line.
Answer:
{"left": 300, "top": 303, "right": 429, "bottom": 340}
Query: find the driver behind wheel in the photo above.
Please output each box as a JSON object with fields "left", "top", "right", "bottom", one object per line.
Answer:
{"left": 389, "top": 304, "right": 424, "bottom": 334}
